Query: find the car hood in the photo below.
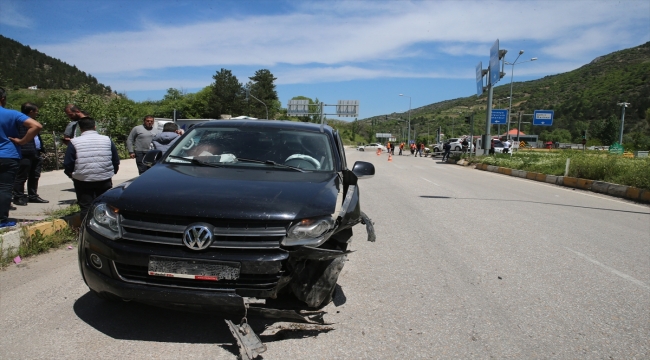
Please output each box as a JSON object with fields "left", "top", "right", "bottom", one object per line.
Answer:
{"left": 101, "top": 163, "right": 340, "bottom": 221}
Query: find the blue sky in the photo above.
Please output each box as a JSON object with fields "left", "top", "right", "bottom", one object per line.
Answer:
{"left": 1, "top": 0, "right": 648, "bottom": 120}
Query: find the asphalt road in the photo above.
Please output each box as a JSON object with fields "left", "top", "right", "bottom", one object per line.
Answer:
{"left": 1, "top": 150, "right": 648, "bottom": 359}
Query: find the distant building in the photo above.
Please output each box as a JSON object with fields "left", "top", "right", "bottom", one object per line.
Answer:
{"left": 28, "top": 85, "right": 38, "bottom": 90}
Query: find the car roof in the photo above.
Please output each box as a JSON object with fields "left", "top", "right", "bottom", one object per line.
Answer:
{"left": 193, "top": 119, "right": 335, "bottom": 135}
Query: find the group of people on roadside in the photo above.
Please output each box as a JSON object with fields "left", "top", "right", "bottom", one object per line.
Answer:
{"left": 1, "top": 87, "right": 185, "bottom": 227}
{"left": 409, "top": 142, "right": 426, "bottom": 157}
{"left": 0, "top": 88, "right": 45, "bottom": 227}
{"left": 64, "top": 112, "right": 182, "bottom": 220}
{"left": 386, "top": 141, "right": 407, "bottom": 156}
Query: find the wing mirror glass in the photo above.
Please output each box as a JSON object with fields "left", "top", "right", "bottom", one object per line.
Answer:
{"left": 352, "top": 161, "right": 375, "bottom": 179}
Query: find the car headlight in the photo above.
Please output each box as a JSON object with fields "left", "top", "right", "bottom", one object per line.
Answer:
{"left": 88, "top": 203, "right": 121, "bottom": 240}
{"left": 282, "top": 216, "right": 336, "bottom": 247}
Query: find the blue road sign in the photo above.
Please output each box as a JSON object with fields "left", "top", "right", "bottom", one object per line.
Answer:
{"left": 476, "top": 61, "right": 483, "bottom": 96}
{"left": 490, "top": 39, "right": 500, "bottom": 85}
{"left": 491, "top": 109, "right": 508, "bottom": 124}
{"left": 533, "top": 110, "right": 554, "bottom": 126}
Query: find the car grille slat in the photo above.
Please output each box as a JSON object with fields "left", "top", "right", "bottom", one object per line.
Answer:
{"left": 119, "top": 212, "right": 289, "bottom": 249}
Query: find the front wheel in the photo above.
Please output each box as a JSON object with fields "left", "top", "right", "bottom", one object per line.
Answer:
{"left": 454, "top": 146, "right": 461, "bottom": 151}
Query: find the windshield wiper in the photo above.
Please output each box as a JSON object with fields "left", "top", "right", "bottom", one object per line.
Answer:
{"left": 167, "top": 155, "right": 223, "bottom": 168}
{"left": 167, "top": 155, "right": 192, "bottom": 163}
{"left": 236, "top": 158, "right": 306, "bottom": 172}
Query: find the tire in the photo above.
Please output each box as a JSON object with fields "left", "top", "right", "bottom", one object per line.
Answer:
{"left": 454, "top": 146, "right": 461, "bottom": 151}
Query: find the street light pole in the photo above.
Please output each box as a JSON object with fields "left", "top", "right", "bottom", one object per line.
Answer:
{"left": 506, "top": 52, "right": 537, "bottom": 140}
{"left": 399, "top": 94, "right": 411, "bottom": 144}
{"left": 617, "top": 102, "right": 630, "bottom": 144}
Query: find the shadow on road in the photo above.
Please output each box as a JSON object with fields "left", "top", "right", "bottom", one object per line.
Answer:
{"left": 73, "top": 292, "right": 236, "bottom": 344}
{"left": 420, "top": 196, "right": 649, "bottom": 215}
{"left": 74, "top": 287, "right": 344, "bottom": 355}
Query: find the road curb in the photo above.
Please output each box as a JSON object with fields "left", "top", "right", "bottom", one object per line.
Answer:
{"left": 472, "top": 164, "right": 650, "bottom": 204}
{"left": 1, "top": 219, "right": 72, "bottom": 258}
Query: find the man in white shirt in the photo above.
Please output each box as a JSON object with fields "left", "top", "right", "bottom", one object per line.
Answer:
{"left": 503, "top": 139, "right": 511, "bottom": 154}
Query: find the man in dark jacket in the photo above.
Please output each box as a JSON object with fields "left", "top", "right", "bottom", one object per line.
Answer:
{"left": 151, "top": 122, "right": 181, "bottom": 153}
{"left": 13, "top": 103, "right": 48, "bottom": 205}
{"left": 442, "top": 141, "right": 452, "bottom": 161}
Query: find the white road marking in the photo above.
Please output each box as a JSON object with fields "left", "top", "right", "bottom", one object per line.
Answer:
{"left": 564, "top": 247, "right": 649, "bottom": 291}
{"left": 421, "top": 177, "right": 440, "bottom": 186}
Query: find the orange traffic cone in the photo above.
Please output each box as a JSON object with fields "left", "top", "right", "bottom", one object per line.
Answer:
{"left": 388, "top": 153, "right": 393, "bottom": 162}
{"left": 376, "top": 148, "right": 381, "bottom": 155}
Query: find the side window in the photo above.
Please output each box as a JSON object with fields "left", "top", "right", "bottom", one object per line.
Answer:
{"left": 333, "top": 131, "right": 347, "bottom": 170}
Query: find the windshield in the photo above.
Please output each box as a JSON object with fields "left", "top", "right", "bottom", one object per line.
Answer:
{"left": 164, "top": 125, "right": 334, "bottom": 171}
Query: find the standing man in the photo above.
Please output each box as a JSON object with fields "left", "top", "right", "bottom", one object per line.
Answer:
{"left": 151, "top": 122, "right": 181, "bottom": 152}
{"left": 64, "top": 117, "right": 120, "bottom": 221}
{"left": 399, "top": 142, "right": 404, "bottom": 156}
{"left": 127, "top": 115, "right": 158, "bottom": 174}
{"left": 62, "top": 104, "right": 86, "bottom": 145}
{"left": 13, "top": 103, "right": 48, "bottom": 205}
{"left": 442, "top": 141, "right": 451, "bottom": 161}
{"left": 0, "top": 88, "right": 43, "bottom": 227}
{"left": 503, "top": 138, "right": 511, "bottom": 154}
{"left": 419, "top": 143, "right": 425, "bottom": 157}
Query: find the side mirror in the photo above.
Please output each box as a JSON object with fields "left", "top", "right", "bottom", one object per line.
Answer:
{"left": 352, "top": 161, "right": 375, "bottom": 179}
{"left": 142, "top": 150, "right": 163, "bottom": 167}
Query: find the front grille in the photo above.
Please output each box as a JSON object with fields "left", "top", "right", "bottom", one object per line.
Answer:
{"left": 119, "top": 212, "right": 290, "bottom": 249}
{"left": 113, "top": 261, "right": 281, "bottom": 291}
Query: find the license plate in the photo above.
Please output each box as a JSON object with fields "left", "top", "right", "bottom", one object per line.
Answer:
{"left": 148, "top": 256, "right": 240, "bottom": 281}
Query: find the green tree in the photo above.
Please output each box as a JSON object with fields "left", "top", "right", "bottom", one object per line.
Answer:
{"left": 208, "top": 68, "right": 245, "bottom": 118}
{"left": 592, "top": 115, "right": 619, "bottom": 145}
{"left": 248, "top": 69, "right": 279, "bottom": 119}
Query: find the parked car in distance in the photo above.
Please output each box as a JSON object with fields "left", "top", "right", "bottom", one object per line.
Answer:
{"left": 448, "top": 138, "right": 474, "bottom": 151}
{"left": 492, "top": 139, "right": 505, "bottom": 153}
{"left": 359, "top": 143, "right": 387, "bottom": 152}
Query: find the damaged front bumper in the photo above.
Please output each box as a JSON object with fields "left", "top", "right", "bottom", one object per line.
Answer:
{"left": 80, "top": 212, "right": 375, "bottom": 311}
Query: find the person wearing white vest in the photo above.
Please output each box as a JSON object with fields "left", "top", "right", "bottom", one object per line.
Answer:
{"left": 64, "top": 118, "right": 120, "bottom": 221}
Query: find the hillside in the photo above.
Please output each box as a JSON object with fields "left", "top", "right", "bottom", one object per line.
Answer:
{"left": 0, "top": 35, "right": 111, "bottom": 95}
{"left": 361, "top": 42, "right": 650, "bottom": 148}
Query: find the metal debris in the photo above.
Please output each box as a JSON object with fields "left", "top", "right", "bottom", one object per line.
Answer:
{"left": 225, "top": 319, "right": 267, "bottom": 360}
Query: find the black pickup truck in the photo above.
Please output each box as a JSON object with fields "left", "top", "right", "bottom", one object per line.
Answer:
{"left": 78, "top": 120, "right": 375, "bottom": 314}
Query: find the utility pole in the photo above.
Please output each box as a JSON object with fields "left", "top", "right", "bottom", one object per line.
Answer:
{"left": 617, "top": 102, "right": 630, "bottom": 144}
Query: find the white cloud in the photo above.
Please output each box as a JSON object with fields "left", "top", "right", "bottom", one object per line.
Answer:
{"left": 0, "top": 1, "right": 31, "bottom": 28}
{"left": 31, "top": 0, "right": 649, "bottom": 91}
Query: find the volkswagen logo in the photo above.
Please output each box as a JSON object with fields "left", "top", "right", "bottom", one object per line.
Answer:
{"left": 183, "top": 224, "right": 213, "bottom": 250}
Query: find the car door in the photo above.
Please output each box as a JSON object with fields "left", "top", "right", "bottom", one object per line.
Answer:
{"left": 333, "top": 131, "right": 362, "bottom": 230}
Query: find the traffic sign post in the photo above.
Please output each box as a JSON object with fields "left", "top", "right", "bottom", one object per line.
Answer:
{"left": 609, "top": 142, "right": 624, "bottom": 154}
{"left": 476, "top": 62, "right": 484, "bottom": 96}
{"left": 490, "top": 40, "right": 501, "bottom": 86}
{"left": 287, "top": 99, "right": 360, "bottom": 132}
{"left": 490, "top": 109, "right": 508, "bottom": 125}
{"left": 533, "top": 110, "right": 554, "bottom": 126}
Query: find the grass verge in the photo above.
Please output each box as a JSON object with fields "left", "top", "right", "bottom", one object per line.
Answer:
{"left": 1, "top": 205, "right": 79, "bottom": 268}
{"left": 467, "top": 150, "right": 650, "bottom": 190}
